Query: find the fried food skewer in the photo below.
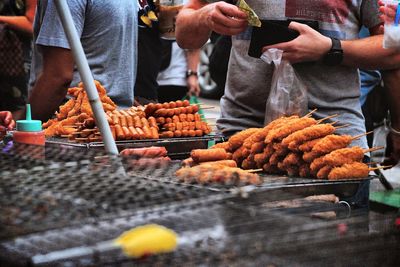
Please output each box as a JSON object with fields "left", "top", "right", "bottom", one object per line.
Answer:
{"left": 265, "top": 117, "right": 317, "bottom": 143}
{"left": 282, "top": 124, "right": 336, "bottom": 150}
{"left": 328, "top": 162, "right": 369, "bottom": 180}
{"left": 228, "top": 128, "right": 260, "bottom": 152}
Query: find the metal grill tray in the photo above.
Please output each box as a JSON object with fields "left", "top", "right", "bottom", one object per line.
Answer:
{"left": 0, "top": 160, "right": 225, "bottom": 241}
{"left": 127, "top": 161, "right": 374, "bottom": 199}
{"left": 46, "top": 135, "right": 223, "bottom": 159}
{"left": 0, "top": 192, "right": 398, "bottom": 267}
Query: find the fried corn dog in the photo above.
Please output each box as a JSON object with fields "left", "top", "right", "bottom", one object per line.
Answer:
{"left": 211, "top": 141, "right": 230, "bottom": 151}
{"left": 262, "top": 162, "right": 281, "bottom": 174}
{"left": 199, "top": 160, "right": 238, "bottom": 168}
{"left": 303, "top": 135, "right": 353, "bottom": 162}
{"left": 328, "top": 162, "right": 369, "bottom": 180}
{"left": 232, "top": 146, "right": 247, "bottom": 165}
{"left": 323, "top": 146, "right": 365, "bottom": 166}
{"left": 241, "top": 155, "right": 257, "bottom": 170}
{"left": 191, "top": 148, "right": 229, "bottom": 163}
{"left": 244, "top": 115, "right": 299, "bottom": 149}
{"left": 282, "top": 153, "right": 303, "bottom": 167}
{"left": 228, "top": 128, "right": 261, "bottom": 151}
{"left": 311, "top": 134, "right": 352, "bottom": 154}
{"left": 316, "top": 165, "right": 333, "bottom": 179}
{"left": 250, "top": 141, "right": 265, "bottom": 154}
{"left": 299, "top": 164, "right": 311, "bottom": 178}
{"left": 254, "top": 145, "right": 274, "bottom": 168}
{"left": 282, "top": 124, "right": 336, "bottom": 150}
{"left": 265, "top": 117, "right": 317, "bottom": 143}
{"left": 175, "top": 165, "right": 261, "bottom": 185}
{"left": 298, "top": 138, "right": 323, "bottom": 152}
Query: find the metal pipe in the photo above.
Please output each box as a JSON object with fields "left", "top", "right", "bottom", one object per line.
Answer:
{"left": 53, "top": 0, "right": 118, "bottom": 155}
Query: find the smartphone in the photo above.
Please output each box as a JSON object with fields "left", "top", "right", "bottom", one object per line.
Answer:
{"left": 248, "top": 19, "right": 319, "bottom": 58}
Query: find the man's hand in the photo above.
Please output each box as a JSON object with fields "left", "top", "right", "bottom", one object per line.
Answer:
{"left": 201, "top": 2, "right": 248, "bottom": 36}
{"left": 187, "top": 75, "right": 200, "bottom": 96}
{"left": 378, "top": 0, "right": 397, "bottom": 23}
{"left": 0, "top": 111, "right": 16, "bottom": 130}
{"left": 262, "top": 22, "right": 332, "bottom": 64}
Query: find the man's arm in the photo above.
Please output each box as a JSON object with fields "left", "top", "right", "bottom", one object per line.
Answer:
{"left": 0, "top": 0, "right": 37, "bottom": 34}
{"left": 0, "top": 111, "right": 15, "bottom": 130}
{"left": 176, "top": 0, "right": 248, "bottom": 49}
{"left": 262, "top": 22, "right": 400, "bottom": 70}
{"left": 185, "top": 48, "right": 201, "bottom": 96}
{"left": 29, "top": 46, "right": 74, "bottom": 121}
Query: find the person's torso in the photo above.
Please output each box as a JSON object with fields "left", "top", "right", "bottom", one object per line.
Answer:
{"left": 219, "top": 0, "right": 379, "bottom": 148}
{"left": 157, "top": 41, "right": 187, "bottom": 87}
{"left": 30, "top": 0, "right": 138, "bottom": 108}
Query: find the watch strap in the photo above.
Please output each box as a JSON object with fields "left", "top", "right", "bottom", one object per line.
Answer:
{"left": 330, "top": 37, "right": 342, "bottom": 52}
{"left": 323, "top": 37, "right": 343, "bottom": 66}
{"left": 186, "top": 70, "right": 198, "bottom": 78}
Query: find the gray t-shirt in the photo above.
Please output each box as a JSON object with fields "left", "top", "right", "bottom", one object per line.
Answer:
{"left": 29, "top": 0, "right": 138, "bottom": 108}
{"left": 218, "top": 0, "right": 380, "bottom": 149}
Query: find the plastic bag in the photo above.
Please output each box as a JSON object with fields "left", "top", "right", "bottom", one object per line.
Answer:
{"left": 261, "top": 48, "right": 308, "bottom": 124}
{"left": 382, "top": 0, "right": 400, "bottom": 49}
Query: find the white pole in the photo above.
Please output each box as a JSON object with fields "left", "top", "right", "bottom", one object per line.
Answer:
{"left": 53, "top": 0, "right": 119, "bottom": 155}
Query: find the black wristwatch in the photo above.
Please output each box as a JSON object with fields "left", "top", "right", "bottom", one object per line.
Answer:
{"left": 186, "top": 70, "right": 198, "bottom": 78}
{"left": 323, "top": 37, "right": 343, "bottom": 66}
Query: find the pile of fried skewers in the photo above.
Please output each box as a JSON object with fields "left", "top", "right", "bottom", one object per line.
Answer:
{"left": 42, "top": 82, "right": 212, "bottom": 142}
{"left": 177, "top": 112, "right": 388, "bottom": 184}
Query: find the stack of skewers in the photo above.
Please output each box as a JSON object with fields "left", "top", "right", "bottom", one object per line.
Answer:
{"left": 43, "top": 82, "right": 213, "bottom": 142}
{"left": 179, "top": 111, "right": 388, "bottom": 184}
{"left": 144, "top": 100, "right": 212, "bottom": 138}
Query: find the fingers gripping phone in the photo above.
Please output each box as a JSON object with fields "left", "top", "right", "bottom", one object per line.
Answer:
{"left": 248, "top": 19, "right": 319, "bottom": 58}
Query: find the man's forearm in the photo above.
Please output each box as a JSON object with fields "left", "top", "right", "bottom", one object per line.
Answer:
{"left": 342, "top": 35, "right": 400, "bottom": 70}
{"left": 0, "top": 16, "right": 33, "bottom": 34}
{"left": 29, "top": 74, "right": 70, "bottom": 121}
{"left": 176, "top": 8, "right": 211, "bottom": 49}
{"left": 185, "top": 48, "right": 201, "bottom": 71}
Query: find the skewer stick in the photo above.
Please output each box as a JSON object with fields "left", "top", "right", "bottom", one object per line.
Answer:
{"left": 334, "top": 124, "right": 351, "bottom": 130}
{"left": 352, "top": 131, "right": 373, "bottom": 140}
{"left": 304, "top": 108, "right": 318, "bottom": 118}
{"left": 317, "top": 114, "right": 339, "bottom": 123}
{"left": 244, "top": 169, "right": 263, "bottom": 173}
{"left": 369, "top": 165, "right": 392, "bottom": 171}
{"left": 200, "top": 106, "right": 215, "bottom": 110}
{"left": 364, "top": 146, "right": 385, "bottom": 153}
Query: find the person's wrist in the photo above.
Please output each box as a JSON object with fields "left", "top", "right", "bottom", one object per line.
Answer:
{"left": 320, "top": 36, "right": 332, "bottom": 59}
{"left": 322, "top": 37, "right": 343, "bottom": 66}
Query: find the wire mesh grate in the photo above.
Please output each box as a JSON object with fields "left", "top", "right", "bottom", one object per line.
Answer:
{"left": 0, "top": 142, "right": 398, "bottom": 266}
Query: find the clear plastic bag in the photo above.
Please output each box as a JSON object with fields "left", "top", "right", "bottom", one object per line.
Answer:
{"left": 382, "top": 0, "right": 400, "bottom": 49}
{"left": 261, "top": 49, "right": 308, "bottom": 124}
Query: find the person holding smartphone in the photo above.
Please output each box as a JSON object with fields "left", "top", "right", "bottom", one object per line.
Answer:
{"left": 176, "top": 0, "right": 400, "bottom": 208}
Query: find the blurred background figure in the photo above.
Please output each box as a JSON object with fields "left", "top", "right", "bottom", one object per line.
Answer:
{"left": 0, "top": 0, "right": 37, "bottom": 118}
{"left": 134, "top": 0, "right": 161, "bottom": 106}
{"left": 157, "top": 41, "right": 200, "bottom": 102}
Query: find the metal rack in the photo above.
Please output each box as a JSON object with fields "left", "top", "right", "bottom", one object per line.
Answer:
{"left": 0, "top": 144, "right": 398, "bottom": 266}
